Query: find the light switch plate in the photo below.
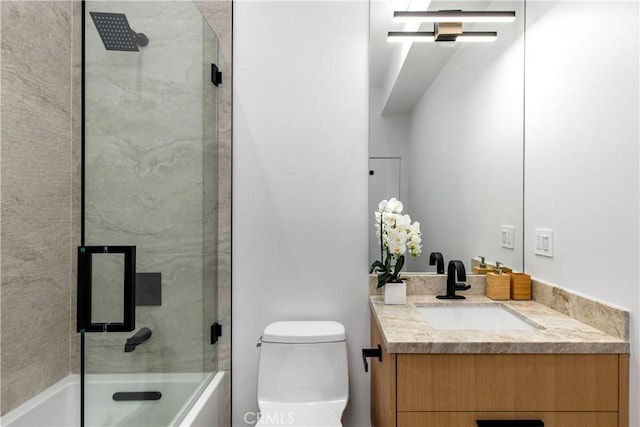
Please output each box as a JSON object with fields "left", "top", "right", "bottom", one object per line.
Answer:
{"left": 500, "top": 225, "right": 515, "bottom": 249}
{"left": 534, "top": 228, "right": 553, "bottom": 257}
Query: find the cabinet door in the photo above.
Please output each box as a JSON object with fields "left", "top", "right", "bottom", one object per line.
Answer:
{"left": 371, "top": 314, "right": 396, "bottom": 427}
{"left": 398, "top": 412, "right": 619, "bottom": 427}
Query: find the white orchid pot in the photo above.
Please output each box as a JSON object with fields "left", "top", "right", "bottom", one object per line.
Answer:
{"left": 383, "top": 281, "right": 406, "bottom": 305}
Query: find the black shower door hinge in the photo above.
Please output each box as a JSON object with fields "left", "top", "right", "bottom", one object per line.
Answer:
{"left": 210, "top": 322, "right": 222, "bottom": 345}
{"left": 211, "top": 63, "right": 222, "bottom": 86}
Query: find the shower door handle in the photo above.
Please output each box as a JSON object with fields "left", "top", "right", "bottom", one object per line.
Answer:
{"left": 77, "top": 245, "right": 136, "bottom": 333}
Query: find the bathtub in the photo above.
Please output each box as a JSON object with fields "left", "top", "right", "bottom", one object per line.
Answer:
{"left": 0, "top": 371, "right": 224, "bottom": 427}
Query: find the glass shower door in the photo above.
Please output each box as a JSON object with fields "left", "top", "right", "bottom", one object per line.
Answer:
{"left": 80, "top": 1, "right": 220, "bottom": 425}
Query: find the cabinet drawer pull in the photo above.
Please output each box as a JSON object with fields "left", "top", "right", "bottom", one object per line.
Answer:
{"left": 477, "top": 421, "right": 544, "bottom": 427}
{"left": 362, "top": 345, "right": 382, "bottom": 372}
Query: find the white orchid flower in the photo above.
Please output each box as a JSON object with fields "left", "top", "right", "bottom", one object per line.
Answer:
{"left": 388, "top": 239, "right": 406, "bottom": 255}
{"left": 408, "top": 241, "right": 422, "bottom": 256}
{"left": 371, "top": 198, "right": 422, "bottom": 286}
{"left": 408, "top": 221, "right": 421, "bottom": 235}
{"left": 387, "top": 227, "right": 402, "bottom": 242}
{"left": 396, "top": 214, "right": 411, "bottom": 231}
{"left": 410, "top": 228, "right": 423, "bottom": 254}
{"left": 387, "top": 198, "right": 403, "bottom": 213}
{"left": 383, "top": 212, "right": 397, "bottom": 228}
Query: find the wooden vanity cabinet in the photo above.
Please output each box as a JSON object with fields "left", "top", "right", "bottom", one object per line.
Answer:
{"left": 370, "top": 314, "right": 629, "bottom": 427}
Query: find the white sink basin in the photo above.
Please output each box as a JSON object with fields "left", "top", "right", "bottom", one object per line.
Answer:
{"left": 417, "top": 304, "right": 537, "bottom": 331}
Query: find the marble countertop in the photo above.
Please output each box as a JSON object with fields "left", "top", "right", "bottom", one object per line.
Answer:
{"left": 370, "top": 294, "right": 630, "bottom": 354}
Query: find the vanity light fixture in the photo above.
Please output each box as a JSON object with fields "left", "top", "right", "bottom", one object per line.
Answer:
{"left": 455, "top": 32, "right": 498, "bottom": 42}
{"left": 388, "top": 31, "right": 497, "bottom": 43}
{"left": 393, "top": 10, "right": 516, "bottom": 23}
{"left": 387, "top": 31, "right": 436, "bottom": 42}
{"left": 388, "top": 9, "right": 513, "bottom": 43}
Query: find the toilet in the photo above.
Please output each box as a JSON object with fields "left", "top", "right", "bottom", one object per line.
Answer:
{"left": 256, "top": 321, "right": 349, "bottom": 427}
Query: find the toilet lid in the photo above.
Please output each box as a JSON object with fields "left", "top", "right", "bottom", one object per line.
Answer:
{"left": 262, "top": 321, "right": 345, "bottom": 344}
{"left": 256, "top": 403, "right": 342, "bottom": 427}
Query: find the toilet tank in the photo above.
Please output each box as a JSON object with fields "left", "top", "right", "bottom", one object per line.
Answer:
{"left": 257, "top": 321, "right": 349, "bottom": 405}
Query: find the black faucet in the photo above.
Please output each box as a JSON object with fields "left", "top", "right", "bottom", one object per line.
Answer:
{"left": 437, "top": 260, "right": 471, "bottom": 299}
{"left": 124, "top": 327, "right": 152, "bottom": 352}
{"left": 429, "top": 252, "right": 445, "bottom": 274}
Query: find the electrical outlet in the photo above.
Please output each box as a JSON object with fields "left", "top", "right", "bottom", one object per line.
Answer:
{"left": 534, "top": 228, "right": 553, "bottom": 257}
{"left": 501, "top": 225, "right": 515, "bottom": 249}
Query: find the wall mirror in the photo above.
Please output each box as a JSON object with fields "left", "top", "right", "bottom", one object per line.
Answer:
{"left": 369, "top": 0, "right": 525, "bottom": 273}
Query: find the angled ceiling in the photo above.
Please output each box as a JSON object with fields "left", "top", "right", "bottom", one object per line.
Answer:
{"left": 370, "top": 0, "right": 493, "bottom": 115}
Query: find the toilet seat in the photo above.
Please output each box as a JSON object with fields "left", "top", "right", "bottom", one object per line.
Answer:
{"left": 256, "top": 402, "right": 342, "bottom": 427}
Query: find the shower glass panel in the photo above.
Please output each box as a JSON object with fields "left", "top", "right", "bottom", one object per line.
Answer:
{"left": 82, "top": 1, "right": 219, "bottom": 425}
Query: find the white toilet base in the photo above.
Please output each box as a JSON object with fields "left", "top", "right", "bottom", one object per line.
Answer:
{"left": 256, "top": 402, "right": 342, "bottom": 427}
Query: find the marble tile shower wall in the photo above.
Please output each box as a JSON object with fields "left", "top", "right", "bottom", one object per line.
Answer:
{"left": 83, "top": 5, "right": 209, "bottom": 373}
{"left": 0, "top": 1, "right": 74, "bottom": 415}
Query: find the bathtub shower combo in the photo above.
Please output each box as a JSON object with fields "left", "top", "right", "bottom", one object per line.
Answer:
{"left": 2, "top": 2, "right": 225, "bottom": 426}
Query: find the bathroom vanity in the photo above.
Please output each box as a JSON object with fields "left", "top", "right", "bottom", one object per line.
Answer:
{"left": 368, "top": 294, "right": 630, "bottom": 427}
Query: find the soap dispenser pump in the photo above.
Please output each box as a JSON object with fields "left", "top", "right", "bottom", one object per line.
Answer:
{"left": 472, "top": 256, "right": 493, "bottom": 275}
{"left": 486, "top": 261, "right": 510, "bottom": 300}
{"left": 494, "top": 261, "right": 503, "bottom": 274}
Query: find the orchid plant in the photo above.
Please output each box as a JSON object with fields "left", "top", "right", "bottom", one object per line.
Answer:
{"left": 370, "top": 198, "right": 422, "bottom": 288}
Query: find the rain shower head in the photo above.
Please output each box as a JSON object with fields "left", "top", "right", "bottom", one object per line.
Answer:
{"left": 90, "top": 12, "right": 149, "bottom": 52}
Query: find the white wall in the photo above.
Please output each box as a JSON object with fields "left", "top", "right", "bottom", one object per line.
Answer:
{"left": 525, "top": 2, "right": 640, "bottom": 425}
{"left": 233, "top": 2, "right": 370, "bottom": 426}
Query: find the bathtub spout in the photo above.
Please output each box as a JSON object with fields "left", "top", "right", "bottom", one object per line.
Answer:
{"left": 124, "top": 327, "right": 152, "bottom": 352}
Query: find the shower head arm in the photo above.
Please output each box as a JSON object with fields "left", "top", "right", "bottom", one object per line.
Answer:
{"left": 131, "top": 29, "right": 149, "bottom": 47}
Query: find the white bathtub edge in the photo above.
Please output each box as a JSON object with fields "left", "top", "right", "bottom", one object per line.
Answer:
{"left": 176, "top": 371, "right": 225, "bottom": 427}
{"left": 0, "top": 375, "right": 80, "bottom": 426}
{"left": 1, "top": 372, "right": 226, "bottom": 427}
